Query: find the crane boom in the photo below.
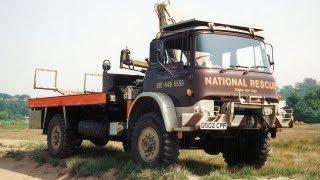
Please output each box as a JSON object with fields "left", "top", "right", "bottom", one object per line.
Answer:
{"left": 154, "top": 0, "right": 180, "bottom": 29}
{"left": 120, "top": 0, "right": 181, "bottom": 71}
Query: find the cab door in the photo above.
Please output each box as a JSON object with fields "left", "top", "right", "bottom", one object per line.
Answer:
{"left": 145, "top": 34, "right": 193, "bottom": 107}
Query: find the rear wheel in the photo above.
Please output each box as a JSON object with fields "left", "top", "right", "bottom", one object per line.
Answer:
{"left": 130, "top": 113, "right": 179, "bottom": 167}
{"left": 223, "top": 130, "right": 270, "bottom": 169}
{"left": 47, "top": 114, "right": 76, "bottom": 158}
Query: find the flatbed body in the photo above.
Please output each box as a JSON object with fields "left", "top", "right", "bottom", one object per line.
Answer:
{"left": 27, "top": 93, "right": 107, "bottom": 108}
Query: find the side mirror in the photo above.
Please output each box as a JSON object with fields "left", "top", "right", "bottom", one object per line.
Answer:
{"left": 102, "top": 60, "right": 111, "bottom": 71}
{"left": 265, "top": 43, "right": 274, "bottom": 66}
{"left": 267, "top": 54, "right": 274, "bottom": 65}
{"left": 155, "top": 41, "right": 163, "bottom": 60}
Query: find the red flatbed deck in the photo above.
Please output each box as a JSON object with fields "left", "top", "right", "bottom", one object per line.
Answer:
{"left": 27, "top": 93, "right": 107, "bottom": 108}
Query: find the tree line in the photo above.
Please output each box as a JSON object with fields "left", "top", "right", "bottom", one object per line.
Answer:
{"left": 0, "top": 93, "right": 30, "bottom": 120}
{"left": 278, "top": 78, "right": 320, "bottom": 123}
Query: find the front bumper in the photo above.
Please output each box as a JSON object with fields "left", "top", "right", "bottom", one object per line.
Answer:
{"left": 178, "top": 100, "right": 293, "bottom": 131}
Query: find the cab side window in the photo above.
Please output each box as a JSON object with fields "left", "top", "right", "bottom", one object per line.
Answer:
{"left": 162, "top": 36, "right": 190, "bottom": 66}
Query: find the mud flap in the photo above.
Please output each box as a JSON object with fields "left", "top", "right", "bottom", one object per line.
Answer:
{"left": 29, "top": 110, "right": 42, "bottom": 129}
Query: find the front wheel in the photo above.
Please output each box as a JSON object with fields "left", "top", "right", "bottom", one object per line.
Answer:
{"left": 223, "top": 130, "right": 270, "bottom": 169}
{"left": 130, "top": 113, "right": 179, "bottom": 167}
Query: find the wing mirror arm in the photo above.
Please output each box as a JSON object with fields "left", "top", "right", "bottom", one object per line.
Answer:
{"left": 265, "top": 43, "right": 275, "bottom": 71}
{"left": 155, "top": 46, "right": 174, "bottom": 75}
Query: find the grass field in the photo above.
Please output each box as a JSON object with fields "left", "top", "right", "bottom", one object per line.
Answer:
{"left": 0, "top": 121, "right": 319, "bottom": 179}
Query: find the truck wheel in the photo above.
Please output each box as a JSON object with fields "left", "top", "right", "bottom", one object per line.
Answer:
{"left": 130, "top": 113, "right": 179, "bottom": 167}
{"left": 47, "top": 114, "right": 76, "bottom": 158}
{"left": 90, "top": 138, "right": 108, "bottom": 147}
{"left": 223, "top": 130, "right": 270, "bottom": 169}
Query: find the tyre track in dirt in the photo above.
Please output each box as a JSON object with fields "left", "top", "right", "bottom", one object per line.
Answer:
{"left": 0, "top": 138, "right": 62, "bottom": 180}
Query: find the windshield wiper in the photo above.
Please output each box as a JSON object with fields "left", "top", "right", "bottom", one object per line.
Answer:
{"left": 230, "top": 65, "right": 249, "bottom": 69}
{"left": 251, "top": 65, "right": 268, "bottom": 69}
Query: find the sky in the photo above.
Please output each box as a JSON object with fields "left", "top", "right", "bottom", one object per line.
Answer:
{"left": 0, "top": 0, "right": 319, "bottom": 97}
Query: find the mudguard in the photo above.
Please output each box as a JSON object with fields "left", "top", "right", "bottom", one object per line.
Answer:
{"left": 127, "top": 92, "right": 179, "bottom": 132}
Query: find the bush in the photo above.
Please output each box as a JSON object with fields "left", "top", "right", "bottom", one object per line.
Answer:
{"left": 0, "top": 111, "right": 10, "bottom": 120}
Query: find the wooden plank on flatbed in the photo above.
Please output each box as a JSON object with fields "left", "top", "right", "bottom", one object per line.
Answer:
{"left": 27, "top": 93, "right": 107, "bottom": 108}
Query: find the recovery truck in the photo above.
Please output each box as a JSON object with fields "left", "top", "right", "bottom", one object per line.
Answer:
{"left": 27, "top": 1, "right": 293, "bottom": 168}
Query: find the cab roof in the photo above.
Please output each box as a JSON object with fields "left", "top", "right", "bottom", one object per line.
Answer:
{"left": 160, "top": 19, "right": 263, "bottom": 36}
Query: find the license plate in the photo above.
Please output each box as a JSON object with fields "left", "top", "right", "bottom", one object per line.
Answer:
{"left": 200, "top": 122, "right": 227, "bottom": 130}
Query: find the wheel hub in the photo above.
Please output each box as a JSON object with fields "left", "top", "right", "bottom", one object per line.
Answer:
{"left": 51, "top": 125, "right": 61, "bottom": 150}
{"left": 138, "top": 127, "right": 159, "bottom": 162}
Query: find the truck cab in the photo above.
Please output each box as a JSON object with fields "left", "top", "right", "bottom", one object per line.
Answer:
{"left": 139, "top": 19, "right": 289, "bottom": 131}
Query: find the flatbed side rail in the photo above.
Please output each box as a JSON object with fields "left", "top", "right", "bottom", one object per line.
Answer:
{"left": 28, "top": 93, "right": 107, "bottom": 108}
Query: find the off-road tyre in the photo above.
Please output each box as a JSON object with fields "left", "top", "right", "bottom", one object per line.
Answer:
{"left": 223, "top": 130, "right": 270, "bottom": 169}
{"left": 130, "top": 113, "right": 179, "bottom": 167}
{"left": 90, "top": 138, "right": 108, "bottom": 147}
{"left": 47, "top": 114, "right": 77, "bottom": 158}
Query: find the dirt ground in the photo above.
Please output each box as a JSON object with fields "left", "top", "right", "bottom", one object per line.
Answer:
{"left": 0, "top": 157, "right": 60, "bottom": 179}
{"left": 0, "top": 138, "right": 116, "bottom": 180}
{"left": 0, "top": 138, "right": 61, "bottom": 179}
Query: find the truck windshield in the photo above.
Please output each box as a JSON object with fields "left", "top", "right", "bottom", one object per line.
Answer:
{"left": 195, "top": 34, "right": 270, "bottom": 72}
